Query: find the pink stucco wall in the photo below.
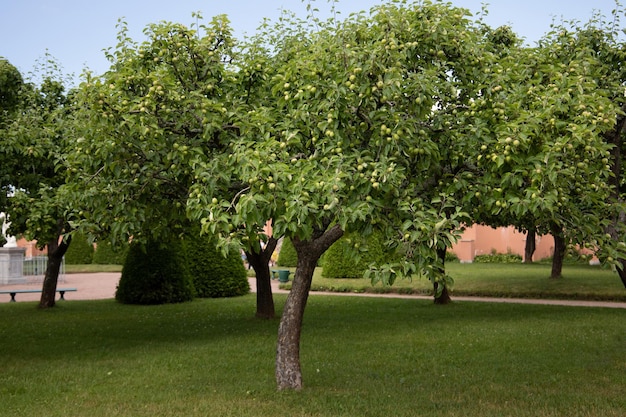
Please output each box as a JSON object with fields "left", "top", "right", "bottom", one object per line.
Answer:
{"left": 450, "top": 224, "right": 555, "bottom": 263}
{"left": 10, "top": 223, "right": 583, "bottom": 264}
{"left": 15, "top": 238, "right": 46, "bottom": 258}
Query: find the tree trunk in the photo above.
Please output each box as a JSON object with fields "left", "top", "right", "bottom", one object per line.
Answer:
{"left": 524, "top": 228, "right": 536, "bottom": 264}
{"left": 611, "top": 213, "right": 626, "bottom": 289}
{"left": 606, "top": 222, "right": 626, "bottom": 289}
{"left": 433, "top": 245, "right": 451, "bottom": 305}
{"left": 616, "top": 267, "right": 626, "bottom": 289}
{"left": 550, "top": 223, "right": 566, "bottom": 279}
{"left": 39, "top": 229, "right": 71, "bottom": 309}
{"left": 433, "top": 283, "right": 451, "bottom": 304}
{"left": 245, "top": 237, "right": 278, "bottom": 320}
{"left": 275, "top": 224, "right": 343, "bottom": 391}
{"left": 604, "top": 105, "right": 626, "bottom": 288}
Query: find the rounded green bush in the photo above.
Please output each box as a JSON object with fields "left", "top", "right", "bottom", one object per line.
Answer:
{"left": 277, "top": 238, "right": 298, "bottom": 267}
{"left": 116, "top": 239, "right": 195, "bottom": 305}
{"left": 183, "top": 232, "right": 249, "bottom": 298}
{"left": 64, "top": 232, "right": 94, "bottom": 264}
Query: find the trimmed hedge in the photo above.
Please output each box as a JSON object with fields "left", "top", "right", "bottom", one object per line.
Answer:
{"left": 183, "top": 232, "right": 249, "bottom": 298}
{"left": 322, "top": 232, "right": 393, "bottom": 278}
{"left": 93, "top": 239, "right": 129, "bottom": 265}
{"left": 277, "top": 238, "right": 297, "bottom": 267}
{"left": 473, "top": 252, "right": 522, "bottom": 263}
{"left": 115, "top": 239, "right": 195, "bottom": 305}
{"left": 445, "top": 251, "right": 460, "bottom": 263}
{"left": 64, "top": 232, "right": 94, "bottom": 264}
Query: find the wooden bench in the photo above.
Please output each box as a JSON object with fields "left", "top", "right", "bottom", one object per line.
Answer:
{"left": 0, "top": 288, "right": 77, "bottom": 302}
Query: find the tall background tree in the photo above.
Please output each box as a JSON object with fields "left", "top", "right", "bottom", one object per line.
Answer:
{"left": 0, "top": 58, "right": 75, "bottom": 308}
{"left": 69, "top": 17, "right": 235, "bottom": 245}
{"left": 558, "top": 9, "right": 626, "bottom": 287}
{"left": 0, "top": 58, "right": 24, "bottom": 212}
{"left": 464, "top": 25, "right": 620, "bottom": 278}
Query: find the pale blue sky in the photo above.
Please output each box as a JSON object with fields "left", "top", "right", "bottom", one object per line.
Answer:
{"left": 0, "top": 0, "right": 621, "bottom": 85}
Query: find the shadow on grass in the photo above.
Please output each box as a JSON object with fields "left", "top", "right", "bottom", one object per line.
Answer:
{"left": 1, "top": 292, "right": 622, "bottom": 363}
{"left": 0, "top": 295, "right": 281, "bottom": 361}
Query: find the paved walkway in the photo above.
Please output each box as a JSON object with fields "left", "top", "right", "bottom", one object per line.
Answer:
{"left": 0, "top": 273, "right": 122, "bottom": 303}
{"left": 1, "top": 272, "right": 625, "bottom": 309}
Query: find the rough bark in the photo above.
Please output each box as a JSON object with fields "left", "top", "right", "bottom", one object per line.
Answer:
{"left": 245, "top": 237, "right": 278, "bottom": 319}
{"left": 275, "top": 224, "right": 344, "bottom": 391}
{"left": 433, "top": 282, "right": 451, "bottom": 305}
{"left": 524, "top": 228, "right": 536, "bottom": 264}
{"left": 550, "top": 223, "right": 566, "bottom": 279}
{"left": 433, "top": 245, "right": 451, "bottom": 305}
{"left": 605, "top": 212, "right": 626, "bottom": 288}
{"left": 39, "top": 228, "right": 71, "bottom": 309}
{"left": 616, "top": 266, "right": 626, "bottom": 289}
{"left": 606, "top": 219, "right": 626, "bottom": 289}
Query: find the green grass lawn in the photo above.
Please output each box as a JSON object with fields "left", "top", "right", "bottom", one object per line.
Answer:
{"left": 65, "top": 264, "right": 123, "bottom": 273}
{"left": 1, "top": 294, "right": 625, "bottom": 417}
{"left": 302, "top": 263, "right": 626, "bottom": 302}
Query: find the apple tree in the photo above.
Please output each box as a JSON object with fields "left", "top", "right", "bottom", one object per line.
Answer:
{"left": 0, "top": 58, "right": 24, "bottom": 212}
{"left": 67, "top": 16, "right": 284, "bottom": 318}
{"left": 68, "top": 16, "right": 236, "bottom": 244}
{"left": 560, "top": 11, "right": 626, "bottom": 287}
{"left": 405, "top": 24, "right": 527, "bottom": 302}
{"left": 186, "top": 0, "right": 508, "bottom": 389}
{"left": 466, "top": 23, "right": 621, "bottom": 278}
{"left": 0, "top": 59, "right": 76, "bottom": 308}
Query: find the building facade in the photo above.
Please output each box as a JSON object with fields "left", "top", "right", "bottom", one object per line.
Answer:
{"left": 449, "top": 224, "right": 555, "bottom": 263}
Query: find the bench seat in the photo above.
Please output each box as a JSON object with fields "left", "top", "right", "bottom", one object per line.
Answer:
{"left": 0, "top": 288, "right": 77, "bottom": 302}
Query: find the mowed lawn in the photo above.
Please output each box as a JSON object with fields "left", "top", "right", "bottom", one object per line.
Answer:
{"left": 1, "top": 292, "right": 625, "bottom": 417}
{"left": 306, "top": 262, "right": 626, "bottom": 301}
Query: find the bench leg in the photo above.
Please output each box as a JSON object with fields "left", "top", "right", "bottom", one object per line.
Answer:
{"left": 10, "top": 292, "right": 16, "bottom": 302}
{"left": 59, "top": 291, "right": 65, "bottom": 301}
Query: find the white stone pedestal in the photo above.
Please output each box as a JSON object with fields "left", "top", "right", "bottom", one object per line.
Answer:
{"left": 0, "top": 247, "right": 26, "bottom": 285}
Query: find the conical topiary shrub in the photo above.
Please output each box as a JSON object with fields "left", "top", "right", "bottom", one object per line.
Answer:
{"left": 63, "top": 231, "right": 94, "bottom": 264}
{"left": 183, "top": 231, "right": 249, "bottom": 298}
{"left": 277, "top": 238, "right": 297, "bottom": 267}
{"left": 115, "top": 239, "right": 194, "bottom": 305}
